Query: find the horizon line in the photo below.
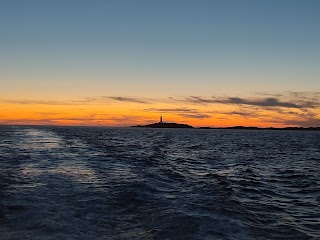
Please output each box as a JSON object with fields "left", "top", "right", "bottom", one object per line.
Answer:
{"left": 1, "top": 123, "right": 320, "bottom": 129}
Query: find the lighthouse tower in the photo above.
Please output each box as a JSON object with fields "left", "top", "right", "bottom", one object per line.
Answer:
{"left": 159, "top": 115, "right": 163, "bottom": 123}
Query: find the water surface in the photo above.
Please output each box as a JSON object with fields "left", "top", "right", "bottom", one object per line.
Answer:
{"left": 0, "top": 126, "right": 319, "bottom": 239}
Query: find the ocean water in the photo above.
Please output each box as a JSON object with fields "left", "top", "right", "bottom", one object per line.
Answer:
{"left": 0, "top": 126, "right": 319, "bottom": 240}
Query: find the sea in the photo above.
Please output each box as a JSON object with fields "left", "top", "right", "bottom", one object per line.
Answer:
{"left": 0, "top": 126, "right": 319, "bottom": 240}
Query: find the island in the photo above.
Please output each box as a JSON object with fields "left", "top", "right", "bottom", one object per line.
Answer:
{"left": 131, "top": 116, "right": 194, "bottom": 128}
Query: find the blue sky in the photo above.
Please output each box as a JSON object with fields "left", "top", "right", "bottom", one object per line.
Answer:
{"left": 1, "top": 0, "right": 320, "bottom": 97}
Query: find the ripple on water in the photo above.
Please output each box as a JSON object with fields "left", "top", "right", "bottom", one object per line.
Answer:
{"left": 0, "top": 126, "right": 319, "bottom": 239}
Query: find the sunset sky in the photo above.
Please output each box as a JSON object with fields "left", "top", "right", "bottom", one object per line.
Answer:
{"left": 1, "top": 0, "right": 320, "bottom": 127}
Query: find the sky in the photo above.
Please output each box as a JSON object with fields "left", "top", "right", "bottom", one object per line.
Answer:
{"left": 1, "top": 0, "right": 320, "bottom": 127}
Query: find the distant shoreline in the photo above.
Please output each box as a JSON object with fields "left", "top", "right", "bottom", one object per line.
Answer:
{"left": 1, "top": 124, "right": 320, "bottom": 131}
{"left": 131, "top": 123, "right": 320, "bottom": 131}
{"left": 197, "top": 126, "right": 320, "bottom": 131}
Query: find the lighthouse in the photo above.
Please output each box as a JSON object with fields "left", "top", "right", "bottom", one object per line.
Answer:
{"left": 159, "top": 115, "right": 163, "bottom": 123}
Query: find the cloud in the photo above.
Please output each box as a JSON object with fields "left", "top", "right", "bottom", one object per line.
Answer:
{"left": 2, "top": 100, "right": 84, "bottom": 105}
{"left": 273, "top": 118, "right": 320, "bottom": 128}
{"left": 2, "top": 91, "right": 320, "bottom": 113}
{"left": 0, "top": 113, "right": 148, "bottom": 126}
{"left": 177, "top": 113, "right": 211, "bottom": 119}
{"left": 144, "top": 107, "right": 199, "bottom": 113}
{"left": 0, "top": 119, "right": 57, "bottom": 125}
{"left": 106, "top": 96, "right": 151, "bottom": 104}
{"left": 264, "top": 107, "right": 318, "bottom": 118}
{"left": 224, "top": 97, "right": 303, "bottom": 108}
{"left": 223, "top": 111, "right": 257, "bottom": 117}
{"left": 286, "top": 91, "right": 320, "bottom": 98}
{"left": 1, "top": 96, "right": 152, "bottom": 105}
{"left": 184, "top": 96, "right": 315, "bottom": 108}
{"left": 144, "top": 107, "right": 211, "bottom": 119}
{"left": 183, "top": 96, "right": 217, "bottom": 104}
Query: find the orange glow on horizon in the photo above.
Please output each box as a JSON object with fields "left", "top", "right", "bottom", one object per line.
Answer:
{"left": 1, "top": 100, "right": 317, "bottom": 128}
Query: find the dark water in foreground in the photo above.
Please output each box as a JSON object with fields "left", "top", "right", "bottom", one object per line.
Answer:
{"left": 0, "top": 126, "right": 319, "bottom": 240}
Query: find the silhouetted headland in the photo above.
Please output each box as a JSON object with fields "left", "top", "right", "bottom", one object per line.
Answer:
{"left": 132, "top": 122, "right": 194, "bottom": 128}
{"left": 132, "top": 116, "right": 194, "bottom": 128}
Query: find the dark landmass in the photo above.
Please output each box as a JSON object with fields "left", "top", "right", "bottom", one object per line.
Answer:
{"left": 132, "top": 122, "right": 194, "bottom": 128}
{"left": 199, "top": 126, "right": 320, "bottom": 131}
{"left": 2, "top": 124, "right": 319, "bottom": 131}
{"left": 131, "top": 122, "right": 320, "bottom": 130}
